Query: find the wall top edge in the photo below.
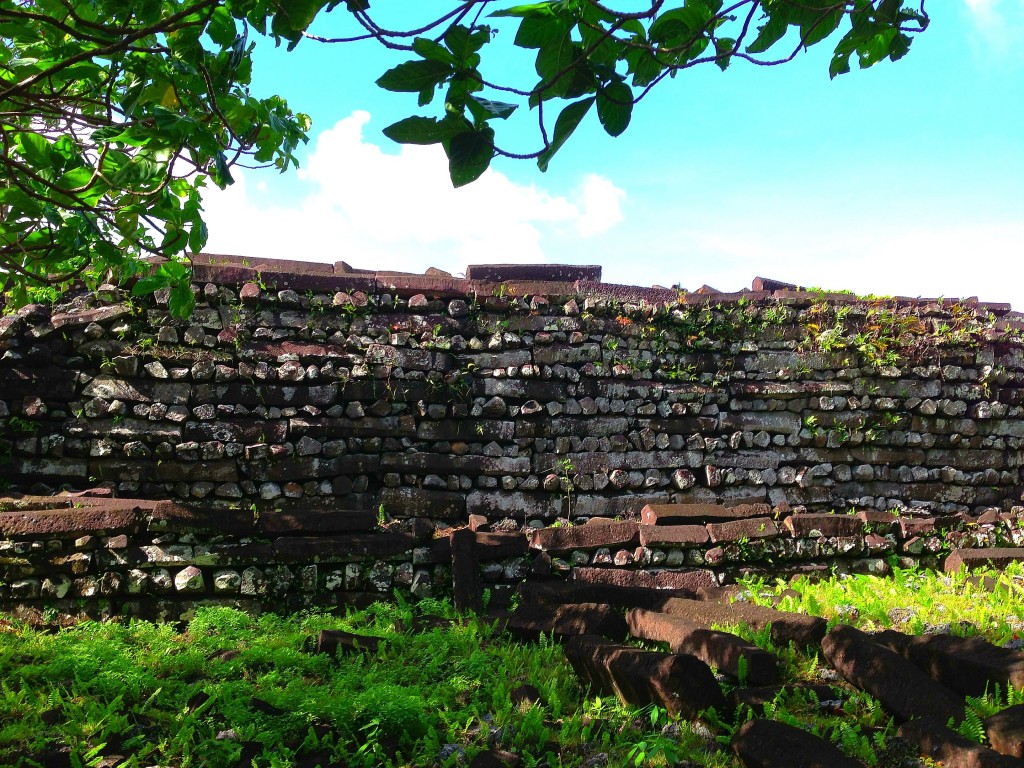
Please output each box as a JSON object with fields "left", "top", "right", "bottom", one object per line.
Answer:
{"left": 174, "top": 254, "right": 1015, "bottom": 315}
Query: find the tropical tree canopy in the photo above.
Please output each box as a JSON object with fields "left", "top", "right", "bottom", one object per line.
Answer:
{"left": 0, "top": 0, "right": 929, "bottom": 313}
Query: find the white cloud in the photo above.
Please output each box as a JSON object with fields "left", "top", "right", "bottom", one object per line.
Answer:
{"left": 600, "top": 217, "right": 1024, "bottom": 309}
{"left": 202, "top": 111, "right": 626, "bottom": 275}
{"left": 961, "top": 0, "right": 1024, "bottom": 53}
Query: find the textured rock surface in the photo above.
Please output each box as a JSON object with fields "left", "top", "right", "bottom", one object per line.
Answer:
{"left": 2, "top": 258, "right": 1024, "bottom": 617}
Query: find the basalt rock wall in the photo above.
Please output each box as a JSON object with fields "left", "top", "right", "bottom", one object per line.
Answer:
{"left": 2, "top": 257, "right": 1024, "bottom": 520}
{"left": 2, "top": 257, "right": 1024, "bottom": 620}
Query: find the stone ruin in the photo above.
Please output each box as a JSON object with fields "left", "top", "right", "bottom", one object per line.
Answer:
{"left": 1, "top": 255, "right": 1023, "bottom": 623}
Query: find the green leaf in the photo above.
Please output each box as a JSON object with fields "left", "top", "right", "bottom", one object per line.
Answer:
{"left": 489, "top": 2, "right": 556, "bottom": 19}
{"left": 829, "top": 49, "right": 852, "bottom": 78}
{"left": 535, "top": 36, "right": 577, "bottom": 96}
{"left": 168, "top": 282, "right": 196, "bottom": 318}
{"left": 649, "top": 8, "right": 703, "bottom": 45}
{"left": 207, "top": 6, "right": 237, "bottom": 47}
{"left": 15, "top": 133, "right": 53, "bottom": 168}
{"left": 188, "top": 219, "right": 209, "bottom": 253}
{"left": 516, "top": 16, "right": 571, "bottom": 49}
{"left": 92, "top": 125, "right": 128, "bottom": 143}
{"left": 159, "top": 260, "right": 190, "bottom": 282}
{"left": 858, "top": 28, "right": 897, "bottom": 68}
{"left": 888, "top": 32, "right": 912, "bottom": 62}
{"left": 596, "top": 82, "right": 631, "bottom": 137}
{"left": 376, "top": 59, "right": 453, "bottom": 93}
{"left": 537, "top": 97, "right": 594, "bottom": 172}
{"left": 445, "top": 128, "right": 493, "bottom": 187}
{"left": 627, "top": 49, "right": 664, "bottom": 88}
{"left": 382, "top": 116, "right": 463, "bottom": 145}
{"left": 444, "top": 25, "right": 489, "bottom": 61}
{"left": 468, "top": 97, "right": 517, "bottom": 121}
{"left": 57, "top": 167, "right": 96, "bottom": 191}
{"left": 212, "top": 152, "right": 234, "bottom": 187}
{"left": 746, "top": 13, "right": 788, "bottom": 54}
{"left": 714, "top": 37, "right": 735, "bottom": 71}
{"left": 131, "top": 275, "right": 167, "bottom": 297}
{"left": 272, "top": 0, "right": 324, "bottom": 42}
{"left": 876, "top": 0, "right": 901, "bottom": 24}
{"left": 800, "top": 7, "right": 843, "bottom": 48}
{"left": 412, "top": 37, "right": 456, "bottom": 65}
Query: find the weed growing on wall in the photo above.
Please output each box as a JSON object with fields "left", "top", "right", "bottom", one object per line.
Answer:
{"left": 798, "top": 298, "right": 999, "bottom": 370}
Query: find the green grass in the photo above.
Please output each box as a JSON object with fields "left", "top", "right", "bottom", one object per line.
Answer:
{"left": 0, "top": 597, "right": 724, "bottom": 768}
{"left": 740, "top": 560, "right": 1024, "bottom": 643}
{"left": 2, "top": 564, "right": 1023, "bottom": 767}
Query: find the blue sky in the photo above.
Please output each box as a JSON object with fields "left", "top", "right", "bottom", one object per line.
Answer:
{"left": 202, "top": 1, "right": 1024, "bottom": 308}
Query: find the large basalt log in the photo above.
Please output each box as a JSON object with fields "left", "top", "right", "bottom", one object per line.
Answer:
{"left": 517, "top": 580, "right": 699, "bottom": 607}
{"left": 314, "top": 629, "right": 382, "bottom": 656}
{"left": 528, "top": 520, "right": 639, "bottom": 552}
{"left": 656, "top": 597, "right": 826, "bottom": 647}
{"left": 640, "top": 503, "right": 772, "bottom": 526}
{"left": 985, "top": 705, "right": 1024, "bottom": 759}
{"left": 946, "top": 548, "right": 1024, "bottom": 573}
{"left": 626, "top": 608, "right": 780, "bottom": 685}
{"left": 821, "top": 625, "right": 964, "bottom": 723}
{"left": 505, "top": 602, "right": 628, "bottom": 642}
{"left": 731, "top": 718, "right": 862, "bottom": 768}
{"left": 451, "top": 528, "right": 483, "bottom": 614}
{"left": 571, "top": 567, "right": 717, "bottom": 592}
{"left": 563, "top": 634, "right": 725, "bottom": 718}
{"left": 898, "top": 718, "right": 1023, "bottom": 768}
{"left": 874, "top": 630, "right": 1024, "bottom": 697}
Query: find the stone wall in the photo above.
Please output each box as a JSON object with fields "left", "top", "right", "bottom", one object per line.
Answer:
{"left": 1, "top": 256, "right": 1024, "bottom": 619}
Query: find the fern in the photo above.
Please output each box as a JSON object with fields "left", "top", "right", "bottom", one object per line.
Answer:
{"left": 950, "top": 709, "right": 987, "bottom": 744}
{"left": 736, "top": 655, "right": 749, "bottom": 686}
{"left": 836, "top": 721, "right": 879, "bottom": 765}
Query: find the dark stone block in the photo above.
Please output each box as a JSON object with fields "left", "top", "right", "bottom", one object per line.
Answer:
{"left": 563, "top": 634, "right": 725, "bottom": 719}
{"left": 899, "top": 717, "right": 1022, "bottom": 768}
{"left": 258, "top": 509, "right": 377, "bottom": 535}
{"left": 465, "top": 264, "right": 601, "bottom": 282}
{"left": 640, "top": 503, "right": 771, "bottom": 526}
{"left": 627, "top": 608, "right": 780, "bottom": 685}
{"left": 731, "top": 718, "right": 862, "bottom": 768}
{"left": 289, "top": 415, "right": 416, "bottom": 438}
{"left": 783, "top": 513, "right": 864, "bottom": 538}
{"left": 517, "top": 580, "right": 700, "bottom": 608}
{"left": 416, "top": 420, "right": 515, "bottom": 441}
{"left": 529, "top": 521, "right": 639, "bottom": 552}
{"left": 273, "top": 533, "right": 415, "bottom": 561}
{"left": 506, "top": 602, "right": 628, "bottom": 642}
{"left": 638, "top": 524, "right": 710, "bottom": 548}
{"left": 946, "top": 548, "right": 1024, "bottom": 573}
{"left": 145, "top": 503, "right": 256, "bottom": 535}
{"left": 657, "top": 597, "right": 826, "bottom": 648}
{"left": 380, "top": 487, "right": 466, "bottom": 520}
{"left": 985, "top": 704, "right": 1024, "bottom": 758}
{"left": 571, "top": 567, "right": 717, "bottom": 593}
{"left": 314, "top": 629, "right": 381, "bottom": 656}
{"left": 451, "top": 528, "right": 483, "bottom": 614}
{"left": 707, "top": 517, "right": 779, "bottom": 544}
{"left": 474, "top": 532, "right": 528, "bottom": 559}
{"left": 874, "top": 630, "right": 1024, "bottom": 696}
{"left": 0, "top": 506, "right": 139, "bottom": 538}
{"left": 821, "top": 625, "right": 964, "bottom": 723}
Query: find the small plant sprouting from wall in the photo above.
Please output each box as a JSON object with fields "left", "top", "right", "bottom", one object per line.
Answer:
{"left": 799, "top": 298, "right": 998, "bottom": 370}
